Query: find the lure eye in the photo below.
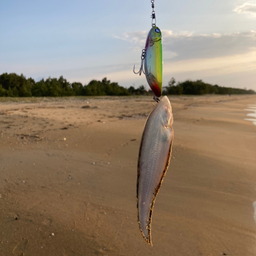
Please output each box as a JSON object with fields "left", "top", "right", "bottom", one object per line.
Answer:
{"left": 155, "top": 28, "right": 160, "bottom": 33}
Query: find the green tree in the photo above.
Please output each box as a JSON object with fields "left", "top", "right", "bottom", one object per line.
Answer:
{"left": 0, "top": 84, "right": 7, "bottom": 96}
{"left": 71, "top": 82, "right": 83, "bottom": 95}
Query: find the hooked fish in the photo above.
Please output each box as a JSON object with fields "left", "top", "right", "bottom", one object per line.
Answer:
{"left": 134, "top": 26, "right": 163, "bottom": 98}
{"left": 137, "top": 96, "right": 174, "bottom": 245}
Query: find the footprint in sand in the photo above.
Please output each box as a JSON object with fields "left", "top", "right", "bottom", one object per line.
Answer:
{"left": 12, "top": 239, "right": 28, "bottom": 256}
{"left": 42, "top": 218, "right": 52, "bottom": 226}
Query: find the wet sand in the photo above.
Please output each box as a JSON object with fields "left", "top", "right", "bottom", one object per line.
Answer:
{"left": 0, "top": 95, "right": 256, "bottom": 256}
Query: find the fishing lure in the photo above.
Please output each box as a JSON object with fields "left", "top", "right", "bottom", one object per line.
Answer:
{"left": 134, "top": 1, "right": 174, "bottom": 246}
{"left": 137, "top": 96, "right": 174, "bottom": 245}
{"left": 133, "top": 1, "right": 163, "bottom": 99}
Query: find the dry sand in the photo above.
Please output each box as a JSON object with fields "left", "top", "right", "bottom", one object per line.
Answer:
{"left": 0, "top": 95, "right": 256, "bottom": 256}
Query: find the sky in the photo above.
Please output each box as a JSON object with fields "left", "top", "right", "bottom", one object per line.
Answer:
{"left": 0, "top": 0, "right": 256, "bottom": 90}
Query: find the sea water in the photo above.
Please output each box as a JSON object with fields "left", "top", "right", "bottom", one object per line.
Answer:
{"left": 245, "top": 106, "right": 256, "bottom": 224}
{"left": 244, "top": 105, "right": 256, "bottom": 126}
{"left": 253, "top": 202, "right": 256, "bottom": 224}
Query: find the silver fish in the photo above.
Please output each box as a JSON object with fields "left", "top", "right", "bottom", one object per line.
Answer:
{"left": 137, "top": 96, "right": 174, "bottom": 245}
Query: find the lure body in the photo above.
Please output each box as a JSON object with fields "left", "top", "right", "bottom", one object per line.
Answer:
{"left": 133, "top": 26, "right": 163, "bottom": 98}
{"left": 137, "top": 96, "right": 174, "bottom": 245}
{"left": 144, "top": 26, "right": 163, "bottom": 97}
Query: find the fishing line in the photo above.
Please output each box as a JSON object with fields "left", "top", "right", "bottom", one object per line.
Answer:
{"left": 151, "top": 0, "right": 156, "bottom": 27}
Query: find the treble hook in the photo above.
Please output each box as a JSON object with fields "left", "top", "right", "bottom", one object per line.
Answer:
{"left": 133, "top": 58, "right": 144, "bottom": 76}
{"left": 133, "top": 61, "right": 151, "bottom": 76}
{"left": 133, "top": 49, "right": 151, "bottom": 76}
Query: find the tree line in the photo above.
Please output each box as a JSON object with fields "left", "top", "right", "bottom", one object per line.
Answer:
{"left": 0, "top": 73, "right": 255, "bottom": 97}
{"left": 0, "top": 73, "right": 133, "bottom": 97}
{"left": 164, "top": 78, "right": 255, "bottom": 95}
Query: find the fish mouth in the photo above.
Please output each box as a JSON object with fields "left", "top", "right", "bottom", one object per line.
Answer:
{"left": 149, "top": 37, "right": 161, "bottom": 47}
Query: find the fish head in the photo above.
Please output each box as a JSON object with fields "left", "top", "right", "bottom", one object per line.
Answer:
{"left": 145, "top": 27, "right": 162, "bottom": 48}
{"left": 160, "top": 96, "right": 173, "bottom": 128}
{"left": 150, "top": 27, "right": 162, "bottom": 43}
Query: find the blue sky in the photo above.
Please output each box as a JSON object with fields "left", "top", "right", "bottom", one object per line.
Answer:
{"left": 1, "top": 0, "right": 256, "bottom": 90}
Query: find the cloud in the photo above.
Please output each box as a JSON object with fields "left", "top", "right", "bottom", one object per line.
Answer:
{"left": 112, "top": 30, "right": 256, "bottom": 90}
{"left": 113, "top": 31, "right": 147, "bottom": 45}
{"left": 114, "top": 30, "right": 256, "bottom": 62}
{"left": 164, "top": 51, "right": 256, "bottom": 75}
{"left": 86, "top": 49, "right": 256, "bottom": 87}
{"left": 234, "top": 2, "right": 256, "bottom": 15}
{"left": 163, "top": 30, "right": 256, "bottom": 61}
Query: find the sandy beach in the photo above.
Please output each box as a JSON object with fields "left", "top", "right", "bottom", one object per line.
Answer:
{"left": 0, "top": 95, "right": 256, "bottom": 256}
